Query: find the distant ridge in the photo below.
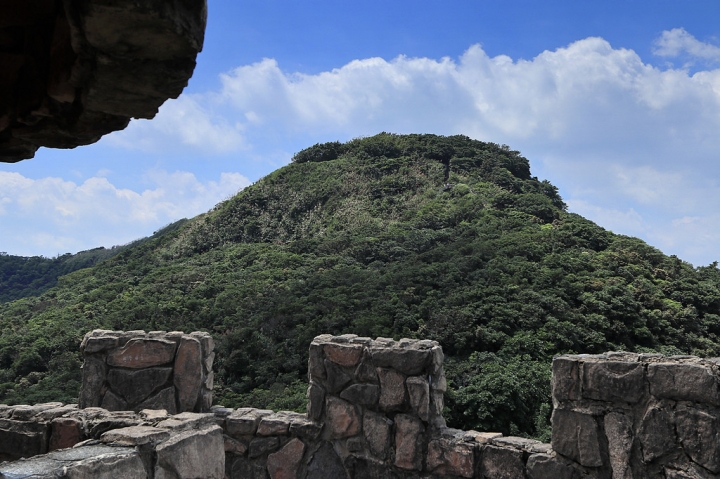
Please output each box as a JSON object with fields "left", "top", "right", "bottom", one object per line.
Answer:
{"left": 1, "top": 133, "right": 718, "bottom": 439}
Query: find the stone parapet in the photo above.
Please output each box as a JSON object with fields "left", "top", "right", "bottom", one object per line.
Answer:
{"left": 551, "top": 352, "right": 720, "bottom": 478}
{"left": 78, "top": 330, "right": 214, "bottom": 414}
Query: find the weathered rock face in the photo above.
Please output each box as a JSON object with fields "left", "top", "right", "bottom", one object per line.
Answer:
{"left": 0, "top": 0, "right": 207, "bottom": 162}
{"left": 79, "top": 330, "right": 214, "bottom": 414}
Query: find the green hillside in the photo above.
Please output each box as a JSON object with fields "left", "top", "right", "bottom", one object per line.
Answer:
{"left": 1, "top": 133, "right": 719, "bottom": 439}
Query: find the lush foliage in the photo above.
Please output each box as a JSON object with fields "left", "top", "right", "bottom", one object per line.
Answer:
{"left": 1, "top": 134, "right": 719, "bottom": 440}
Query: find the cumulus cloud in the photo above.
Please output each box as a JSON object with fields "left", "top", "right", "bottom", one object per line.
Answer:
{"left": 42, "top": 30, "right": 720, "bottom": 264}
{"left": 653, "top": 28, "right": 720, "bottom": 63}
{"left": 0, "top": 170, "right": 250, "bottom": 256}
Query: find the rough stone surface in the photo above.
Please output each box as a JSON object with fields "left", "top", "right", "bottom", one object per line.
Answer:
{"left": 370, "top": 345, "right": 431, "bottom": 375}
{"left": 107, "top": 338, "right": 177, "bottom": 369}
{"left": 638, "top": 406, "right": 676, "bottom": 463}
{"left": 582, "top": 360, "right": 645, "bottom": 403}
{"left": 552, "top": 357, "right": 580, "bottom": 402}
{"left": 0, "top": 0, "right": 207, "bottom": 162}
{"left": 394, "top": 413, "right": 424, "bottom": 471}
{"left": 154, "top": 425, "right": 224, "bottom": 479}
{"left": 101, "top": 425, "right": 170, "bottom": 446}
{"left": 257, "top": 416, "right": 291, "bottom": 436}
{"left": 406, "top": 376, "right": 430, "bottom": 422}
{"left": 100, "top": 390, "right": 128, "bottom": 411}
{"left": 676, "top": 405, "right": 720, "bottom": 473}
{"left": 339, "top": 383, "right": 380, "bottom": 406}
{"left": 79, "top": 355, "right": 106, "bottom": 408}
{"left": 249, "top": 436, "right": 280, "bottom": 458}
{"left": 482, "top": 445, "right": 527, "bottom": 479}
{"left": 604, "top": 412, "right": 633, "bottom": 479}
{"left": 378, "top": 367, "right": 406, "bottom": 411}
{"left": 364, "top": 411, "right": 393, "bottom": 460}
{"left": 324, "top": 359, "right": 352, "bottom": 393}
{"left": 107, "top": 367, "right": 172, "bottom": 406}
{"left": 307, "top": 441, "right": 347, "bottom": 479}
{"left": 426, "top": 437, "right": 475, "bottom": 478}
{"left": 551, "top": 409, "right": 603, "bottom": 467}
{"left": 174, "top": 336, "right": 204, "bottom": 412}
{"left": 136, "top": 386, "right": 177, "bottom": 414}
{"left": 324, "top": 343, "right": 363, "bottom": 367}
{"left": 326, "top": 396, "right": 360, "bottom": 439}
{"left": 526, "top": 454, "right": 582, "bottom": 479}
{"left": 648, "top": 363, "right": 720, "bottom": 405}
{"left": 267, "top": 438, "right": 305, "bottom": 479}
{"left": 49, "top": 417, "right": 82, "bottom": 451}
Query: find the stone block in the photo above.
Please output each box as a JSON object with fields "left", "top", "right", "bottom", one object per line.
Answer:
{"left": 0, "top": 420, "right": 49, "bottom": 458}
{"left": 638, "top": 406, "right": 676, "bottom": 463}
{"left": 552, "top": 357, "right": 580, "bottom": 402}
{"left": 526, "top": 453, "right": 583, "bottom": 479}
{"left": 339, "top": 383, "right": 380, "bottom": 406}
{"left": 364, "top": 411, "right": 392, "bottom": 459}
{"left": 354, "top": 359, "right": 378, "bottom": 383}
{"left": 307, "top": 382, "right": 325, "bottom": 421}
{"left": 406, "top": 376, "right": 430, "bottom": 422}
{"left": 582, "top": 360, "right": 644, "bottom": 403}
{"left": 37, "top": 405, "right": 78, "bottom": 421}
{"left": 394, "top": 413, "right": 424, "bottom": 471}
{"left": 481, "top": 445, "right": 527, "bottom": 479}
{"left": 324, "top": 359, "right": 352, "bottom": 393}
{"left": 257, "top": 415, "right": 291, "bottom": 436}
{"left": 83, "top": 336, "right": 118, "bottom": 354}
{"left": 249, "top": 436, "right": 280, "bottom": 458}
{"left": 370, "top": 345, "right": 431, "bottom": 375}
{"left": 174, "top": 336, "right": 204, "bottom": 412}
{"left": 49, "top": 417, "right": 83, "bottom": 451}
{"left": 226, "top": 409, "right": 272, "bottom": 437}
{"left": 326, "top": 396, "right": 360, "bottom": 439}
{"left": 289, "top": 417, "right": 323, "bottom": 440}
{"left": 378, "top": 367, "right": 406, "bottom": 411}
{"left": 79, "top": 355, "right": 106, "bottom": 408}
{"left": 107, "top": 367, "right": 172, "bottom": 406}
{"left": 224, "top": 434, "right": 248, "bottom": 455}
{"left": 101, "top": 390, "right": 128, "bottom": 411}
{"left": 309, "top": 343, "right": 326, "bottom": 380}
{"left": 676, "top": 405, "right": 720, "bottom": 473}
{"left": 306, "top": 441, "right": 347, "bottom": 479}
{"left": 101, "top": 425, "right": 170, "bottom": 446}
{"left": 426, "top": 437, "right": 475, "bottom": 478}
{"left": 551, "top": 409, "right": 604, "bottom": 467}
{"left": 267, "top": 438, "right": 305, "bottom": 479}
{"left": 604, "top": 412, "right": 633, "bottom": 479}
{"left": 155, "top": 425, "right": 225, "bottom": 479}
{"left": 324, "top": 343, "right": 363, "bottom": 367}
{"left": 228, "top": 456, "right": 269, "bottom": 479}
{"left": 648, "top": 363, "right": 720, "bottom": 405}
{"left": 136, "top": 386, "right": 177, "bottom": 414}
{"left": 107, "top": 338, "right": 177, "bottom": 369}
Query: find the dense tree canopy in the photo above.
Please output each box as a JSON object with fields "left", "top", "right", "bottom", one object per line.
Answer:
{"left": 1, "top": 133, "right": 719, "bottom": 440}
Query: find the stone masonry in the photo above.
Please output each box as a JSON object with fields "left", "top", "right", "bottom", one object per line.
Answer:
{"left": 4, "top": 334, "right": 720, "bottom": 478}
{"left": 78, "top": 330, "right": 214, "bottom": 414}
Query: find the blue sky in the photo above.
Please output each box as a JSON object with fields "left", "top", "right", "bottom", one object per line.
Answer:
{"left": 2, "top": 0, "right": 720, "bottom": 266}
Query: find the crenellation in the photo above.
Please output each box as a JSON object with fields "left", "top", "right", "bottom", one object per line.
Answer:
{"left": 8, "top": 337, "right": 720, "bottom": 478}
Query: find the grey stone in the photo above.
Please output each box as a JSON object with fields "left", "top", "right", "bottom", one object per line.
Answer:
{"left": 309, "top": 343, "right": 326, "bottom": 380}
{"left": 100, "top": 390, "right": 128, "bottom": 412}
{"left": 582, "top": 360, "right": 645, "bottom": 403}
{"left": 481, "top": 445, "right": 527, "bottom": 479}
{"left": 257, "top": 415, "right": 291, "bottom": 436}
{"left": 339, "top": 383, "right": 380, "bottom": 406}
{"left": 100, "top": 425, "right": 170, "bottom": 446}
{"left": 638, "top": 406, "right": 676, "bottom": 463}
{"left": 604, "top": 412, "right": 633, "bottom": 479}
{"left": 676, "top": 405, "right": 720, "bottom": 473}
{"left": 378, "top": 367, "right": 406, "bottom": 411}
{"left": 406, "top": 376, "right": 430, "bottom": 422}
{"left": 370, "top": 346, "right": 431, "bottom": 375}
{"left": 174, "top": 336, "right": 204, "bottom": 412}
{"left": 107, "top": 338, "right": 177, "bottom": 369}
{"left": 364, "top": 411, "right": 392, "bottom": 460}
{"left": 551, "top": 409, "right": 604, "bottom": 467}
{"left": 136, "top": 386, "right": 177, "bottom": 414}
{"left": 426, "top": 437, "right": 475, "bottom": 478}
{"left": 0, "top": 420, "right": 49, "bottom": 458}
{"left": 394, "top": 413, "right": 424, "bottom": 471}
{"left": 79, "top": 356, "right": 106, "bottom": 408}
{"left": 228, "top": 456, "right": 268, "bottom": 479}
{"left": 344, "top": 457, "right": 399, "bottom": 479}
{"left": 307, "top": 441, "right": 348, "bottom": 479}
{"left": 526, "top": 453, "right": 582, "bottom": 479}
{"left": 648, "top": 363, "right": 720, "bottom": 405}
{"left": 326, "top": 396, "right": 360, "bottom": 439}
{"left": 324, "top": 359, "right": 352, "bottom": 393}
{"left": 107, "top": 367, "right": 172, "bottom": 406}
{"left": 83, "top": 336, "right": 118, "bottom": 354}
{"left": 354, "top": 359, "right": 379, "bottom": 383}
{"left": 289, "top": 417, "right": 323, "bottom": 440}
{"left": 154, "top": 425, "right": 225, "bottom": 479}
{"left": 307, "top": 382, "right": 326, "bottom": 421}
{"left": 552, "top": 357, "right": 581, "bottom": 403}
{"left": 249, "top": 436, "right": 280, "bottom": 458}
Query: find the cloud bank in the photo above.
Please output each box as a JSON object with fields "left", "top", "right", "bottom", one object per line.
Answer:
{"left": 0, "top": 171, "right": 250, "bottom": 256}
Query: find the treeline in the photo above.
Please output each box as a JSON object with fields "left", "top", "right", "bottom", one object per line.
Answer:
{"left": 1, "top": 134, "right": 718, "bottom": 441}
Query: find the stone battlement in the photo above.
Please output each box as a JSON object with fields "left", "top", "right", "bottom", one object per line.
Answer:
{"left": 2, "top": 334, "right": 720, "bottom": 478}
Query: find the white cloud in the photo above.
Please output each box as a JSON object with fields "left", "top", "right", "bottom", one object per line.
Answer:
{"left": 653, "top": 28, "right": 720, "bottom": 62}
{"left": 0, "top": 170, "right": 250, "bottom": 256}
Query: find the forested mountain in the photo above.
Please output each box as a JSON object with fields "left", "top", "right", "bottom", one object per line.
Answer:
{"left": 1, "top": 133, "right": 719, "bottom": 440}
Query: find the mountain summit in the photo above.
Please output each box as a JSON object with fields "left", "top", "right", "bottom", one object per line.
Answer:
{"left": 1, "top": 133, "right": 719, "bottom": 437}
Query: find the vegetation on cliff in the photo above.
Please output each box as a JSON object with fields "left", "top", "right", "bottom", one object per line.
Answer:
{"left": 1, "top": 133, "right": 719, "bottom": 440}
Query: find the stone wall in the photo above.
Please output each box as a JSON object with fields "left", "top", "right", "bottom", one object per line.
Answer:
{"left": 5, "top": 334, "right": 720, "bottom": 478}
{"left": 78, "top": 330, "right": 214, "bottom": 414}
